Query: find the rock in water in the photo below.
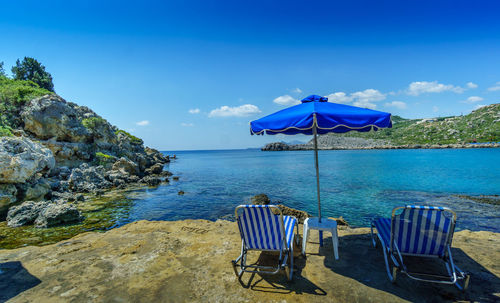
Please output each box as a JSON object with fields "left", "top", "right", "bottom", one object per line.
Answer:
{"left": 250, "top": 194, "right": 310, "bottom": 223}
{"left": 34, "top": 203, "right": 82, "bottom": 228}
{"left": 140, "top": 176, "right": 161, "bottom": 186}
{"left": 0, "top": 137, "right": 55, "bottom": 183}
{"left": 250, "top": 193, "right": 271, "bottom": 205}
{"left": 261, "top": 142, "right": 291, "bottom": 151}
{"left": 7, "top": 201, "right": 50, "bottom": 227}
{"left": 328, "top": 216, "right": 350, "bottom": 227}
{"left": 145, "top": 163, "right": 164, "bottom": 175}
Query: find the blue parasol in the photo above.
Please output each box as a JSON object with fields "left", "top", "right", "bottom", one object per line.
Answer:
{"left": 250, "top": 95, "right": 392, "bottom": 238}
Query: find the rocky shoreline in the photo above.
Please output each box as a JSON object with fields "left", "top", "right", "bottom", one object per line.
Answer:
{"left": 0, "top": 94, "right": 171, "bottom": 229}
{"left": 262, "top": 139, "right": 500, "bottom": 151}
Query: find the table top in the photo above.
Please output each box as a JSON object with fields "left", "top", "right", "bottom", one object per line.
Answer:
{"left": 305, "top": 217, "right": 338, "bottom": 229}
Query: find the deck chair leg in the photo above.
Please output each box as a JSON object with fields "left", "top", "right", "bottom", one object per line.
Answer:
{"left": 232, "top": 241, "right": 246, "bottom": 278}
{"left": 382, "top": 246, "right": 397, "bottom": 283}
{"left": 445, "top": 246, "right": 470, "bottom": 291}
{"left": 285, "top": 247, "right": 294, "bottom": 281}
{"left": 457, "top": 273, "right": 470, "bottom": 291}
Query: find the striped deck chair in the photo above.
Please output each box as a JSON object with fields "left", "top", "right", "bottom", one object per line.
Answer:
{"left": 232, "top": 205, "right": 299, "bottom": 281}
{"left": 371, "top": 205, "right": 470, "bottom": 290}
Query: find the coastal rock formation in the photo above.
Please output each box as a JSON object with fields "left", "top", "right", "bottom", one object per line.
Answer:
{"left": 0, "top": 137, "right": 55, "bottom": 184}
{"left": 68, "top": 163, "right": 112, "bottom": 193}
{"left": 112, "top": 157, "right": 140, "bottom": 176}
{"left": 0, "top": 93, "right": 173, "bottom": 224}
{"left": 6, "top": 200, "right": 51, "bottom": 227}
{"left": 21, "top": 95, "right": 92, "bottom": 143}
{"left": 140, "top": 175, "right": 161, "bottom": 186}
{"left": 7, "top": 200, "right": 82, "bottom": 228}
{"left": 277, "top": 204, "right": 310, "bottom": 223}
{"left": 34, "top": 203, "right": 82, "bottom": 228}
{"left": 40, "top": 139, "right": 92, "bottom": 168}
{"left": 145, "top": 163, "right": 164, "bottom": 175}
{"left": 315, "top": 136, "right": 389, "bottom": 149}
{"left": 24, "top": 179, "right": 51, "bottom": 201}
{"left": 261, "top": 142, "right": 294, "bottom": 151}
{"left": 0, "top": 220, "right": 498, "bottom": 302}
{"left": 0, "top": 184, "right": 17, "bottom": 217}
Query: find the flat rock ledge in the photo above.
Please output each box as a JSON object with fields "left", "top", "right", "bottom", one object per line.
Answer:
{"left": 0, "top": 220, "right": 499, "bottom": 303}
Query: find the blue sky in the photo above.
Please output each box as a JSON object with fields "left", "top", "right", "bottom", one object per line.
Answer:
{"left": 1, "top": 0, "right": 499, "bottom": 150}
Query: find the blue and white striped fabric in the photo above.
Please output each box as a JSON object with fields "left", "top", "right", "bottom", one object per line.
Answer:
{"left": 236, "top": 205, "right": 296, "bottom": 251}
{"left": 374, "top": 205, "right": 454, "bottom": 257}
{"left": 374, "top": 218, "right": 391, "bottom": 248}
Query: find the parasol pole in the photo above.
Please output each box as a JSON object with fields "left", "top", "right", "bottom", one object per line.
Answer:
{"left": 313, "top": 114, "right": 323, "bottom": 246}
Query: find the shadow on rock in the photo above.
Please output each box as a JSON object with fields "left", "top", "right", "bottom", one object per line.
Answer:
{"left": 316, "top": 233, "right": 500, "bottom": 303}
{"left": 0, "top": 261, "right": 41, "bottom": 303}
{"left": 236, "top": 249, "right": 327, "bottom": 297}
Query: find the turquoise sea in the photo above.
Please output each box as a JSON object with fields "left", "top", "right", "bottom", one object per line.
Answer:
{"left": 114, "top": 148, "right": 500, "bottom": 232}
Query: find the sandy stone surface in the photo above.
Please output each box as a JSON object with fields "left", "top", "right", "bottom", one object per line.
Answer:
{"left": 0, "top": 220, "right": 499, "bottom": 302}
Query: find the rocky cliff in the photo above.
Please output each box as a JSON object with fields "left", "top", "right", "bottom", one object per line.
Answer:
{"left": 0, "top": 94, "right": 170, "bottom": 226}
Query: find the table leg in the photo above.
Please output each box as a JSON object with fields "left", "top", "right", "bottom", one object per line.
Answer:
{"left": 332, "top": 228, "right": 339, "bottom": 260}
{"left": 302, "top": 219, "right": 309, "bottom": 256}
{"left": 319, "top": 230, "right": 323, "bottom": 247}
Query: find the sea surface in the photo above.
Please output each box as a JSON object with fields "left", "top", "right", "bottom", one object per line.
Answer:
{"left": 114, "top": 148, "right": 500, "bottom": 232}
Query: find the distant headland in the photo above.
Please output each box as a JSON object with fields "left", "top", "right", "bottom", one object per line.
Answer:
{"left": 262, "top": 103, "right": 500, "bottom": 151}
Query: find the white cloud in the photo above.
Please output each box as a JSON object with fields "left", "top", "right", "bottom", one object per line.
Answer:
{"left": 208, "top": 104, "right": 261, "bottom": 117}
{"left": 291, "top": 88, "right": 302, "bottom": 94}
{"left": 351, "top": 89, "right": 386, "bottom": 102}
{"left": 461, "top": 96, "right": 484, "bottom": 104}
{"left": 432, "top": 106, "right": 439, "bottom": 113}
{"left": 488, "top": 81, "right": 500, "bottom": 91}
{"left": 181, "top": 123, "right": 194, "bottom": 127}
{"left": 136, "top": 120, "right": 150, "bottom": 126}
{"left": 188, "top": 108, "right": 200, "bottom": 114}
{"left": 326, "top": 92, "right": 353, "bottom": 104}
{"left": 466, "top": 82, "right": 478, "bottom": 89}
{"left": 384, "top": 101, "right": 407, "bottom": 110}
{"left": 474, "top": 104, "right": 487, "bottom": 110}
{"left": 326, "top": 89, "right": 386, "bottom": 109}
{"left": 353, "top": 100, "right": 377, "bottom": 110}
{"left": 273, "top": 95, "right": 300, "bottom": 106}
{"left": 407, "top": 81, "right": 465, "bottom": 96}
{"left": 327, "top": 88, "right": 386, "bottom": 109}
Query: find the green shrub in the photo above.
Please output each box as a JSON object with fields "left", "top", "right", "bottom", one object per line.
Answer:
{"left": 0, "top": 125, "right": 13, "bottom": 137}
{"left": 0, "top": 77, "right": 52, "bottom": 130}
{"left": 82, "top": 117, "right": 106, "bottom": 130}
{"left": 115, "top": 130, "right": 143, "bottom": 145}
{"left": 0, "top": 77, "right": 51, "bottom": 104}
{"left": 95, "top": 152, "right": 116, "bottom": 166}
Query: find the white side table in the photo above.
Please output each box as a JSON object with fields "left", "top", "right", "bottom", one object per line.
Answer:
{"left": 302, "top": 217, "right": 339, "bottom": 260}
